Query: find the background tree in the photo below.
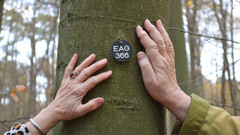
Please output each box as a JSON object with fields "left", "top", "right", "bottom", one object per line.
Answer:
{"left": 184, "top": 0, "right": 205, "bottom": 97}
{"left": 0, "top": 0, "right": 59, "bottom": 133}
{"left": 0, "top": 0, "right": 4, "bottom": 34}
{"left": 211, "top": 0, "right": 237, "bottom": 115}
{"left": 167, "top": 0, "right": 190, "bottom": 134}
{"left": 54, "top": 0, "right": 170, "bottom": 134}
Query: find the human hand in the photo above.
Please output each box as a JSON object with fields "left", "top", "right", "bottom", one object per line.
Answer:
{"left": 136, "top": 19, "right": 191, "bottom": 121}
{"left": 26, "top": 54, "right": 112, "bottom": 134}
{"left": 49, "top": 54, "right": 112, "bottom": 121}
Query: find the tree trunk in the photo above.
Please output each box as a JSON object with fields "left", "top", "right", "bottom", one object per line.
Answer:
{"left": 170, "top": 0, "right": 189, "bottom": 93}
{"left": 28, "top": 7, "right": 37, "bottom": 115}
{"left": 167, "top": 0, "right": 190, "bottom": 133}
{"left": 54, "top": 0, "right": 170, "bottom": 134}
{"left": 185, "top": 0, "right": 204, "bottom": 97}
{"left": 212, "top": 0, "right": 237, "bottom": 114}
{"left": 0, "top": 0, "right": 4, "bottom": 34}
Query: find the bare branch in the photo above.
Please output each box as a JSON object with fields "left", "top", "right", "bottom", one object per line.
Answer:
{"left": 169, "top": 27, "right": 240, "bottom": 44}
{"left": 178, "top": 59, "right": 240, "bottom": 86}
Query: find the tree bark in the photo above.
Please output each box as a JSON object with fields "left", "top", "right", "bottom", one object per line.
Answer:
{"left": 185, "top": 0, "right": 204, "bottom": 97}
{"left": 28, "top": 1, "right": 38, "bottom": 115}
{"left": 54, "top": 0, "right": 170, "bottom": 134}
{"left": 168, "top": 0, "right": 190, "bottom": 133}
{"left": 170, "top": 0, "right": 189, "bottom": 93}
{"left": 0, "top": 0, "right": 4, "bottom": 34}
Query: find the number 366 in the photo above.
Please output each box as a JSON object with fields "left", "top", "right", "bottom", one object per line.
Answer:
{"left": 115, "top": 52, "right": 129, "bottom": 59}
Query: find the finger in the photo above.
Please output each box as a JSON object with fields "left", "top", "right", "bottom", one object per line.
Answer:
{"left": 137, "top": 51, "right": 157, "bottom": 86}
{"left": 75, "top": 54, "right": 96, "bottom": 76}
{"left": 156, "top": 20, "right": 175, "bottom": 59}
{"left": 136, "top": 25, "right": 161, "bottom": 64}
{"left": 64, "top": 54, "right": 78, "bottom": 79}
{"left": 77, "top": 98, "right": 104, "bottom": 117}
{"left": 77, "top": 59, "right": 108, "bottom": 82}
{"left": 144, "top": 19, "right": 167, "bottom": 56}
{"left": 80, "top": 70, "right": 112, "bottom": 92}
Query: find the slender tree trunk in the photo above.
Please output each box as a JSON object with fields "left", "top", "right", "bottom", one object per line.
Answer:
{"left": 54, "top": 0, "right": 170, "bottom": 134}
{"left": 29, "top": 13, "right": 37, "bottom": 115}
{"left": 221, "top": 61, "right": 226, "bottom": 106}
{"left": 212, "top": 0, "right": 237, "bottom": 114}
{"left": 45, "top": 7, "right": 59, "bottom": 106}
{"left": 168, "top": 0, "right": 190, "bottom": 134}
{"left": 230, "top": 0, "right": 238, "bottom": 110}
{"left": 170, "top": 0, "right": 190, "bottom": 94}
{"left": 185, "top": 0, "right": 204, "bottom": 97}
{"left": 0, "top": 0, "right": 4, "bottom": 34}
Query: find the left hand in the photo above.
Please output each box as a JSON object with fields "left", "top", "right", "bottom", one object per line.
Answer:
{"left": 26, "top": 54, "right": 112, "bottom": 134}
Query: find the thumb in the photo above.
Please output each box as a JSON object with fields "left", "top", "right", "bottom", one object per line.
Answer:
{"left": 137, "top": 51, "right": 156, "bottom": 85}
{"left": 77, "top": 97, "right": 104, "bottom": 117}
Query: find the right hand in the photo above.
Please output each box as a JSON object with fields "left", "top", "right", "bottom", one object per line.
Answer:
{"left": 136, "top": 19, "right": 191, "bottom": 121}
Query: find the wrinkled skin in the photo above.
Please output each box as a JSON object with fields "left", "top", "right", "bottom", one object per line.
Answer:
{"left": 26, "top": 54, "right": 112, "bottom": 134}
{"left": 136, "top": 19, "right": 191, "bottom": 122}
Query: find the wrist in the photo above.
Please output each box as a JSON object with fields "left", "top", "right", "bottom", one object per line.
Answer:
{"left": 26, "top": 107, "right": 60, "bottom": 134}
{"left": 163, "top": 89, "right": 191, "bottom": 122}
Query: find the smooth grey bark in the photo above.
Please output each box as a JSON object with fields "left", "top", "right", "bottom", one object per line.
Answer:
{"left": 167, "top": 0, "right": 190, "bottom": 133}
{"left": 54, "top": 0, "right": 170, "bottom": 134}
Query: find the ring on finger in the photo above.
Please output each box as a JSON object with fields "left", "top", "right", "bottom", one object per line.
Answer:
{"left": 70, "top": 70, "right": 77, "bottom": 80}
{"left": 165, "top": 40, "right": 171, "bottom": 46}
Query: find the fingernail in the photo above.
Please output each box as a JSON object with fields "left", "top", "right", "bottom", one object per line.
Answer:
{"left": 157, "top": 19, "right": 162, "bottom": 25}
{"left": 90, "top": 54, "right": 95, "bottom": 58}
{"left": 72, "top": 54, "right": 77, "bottom": 59}
{"left": 137, "top": 25, "right": 143, "bottom": 30}
{"left": 96, "top": 98, "right": 104, "bottom": 106}
{"left": 137, "top": 52, "right": 145, "bottom": 61}
{"left": 108, "top": 70, "right": 113, "bottom": 74}
{"left": 145, "top": 19, "right": 151, "bottom": 25}
{"left": 101, "top": 58, "right": 107, "bottom": 63}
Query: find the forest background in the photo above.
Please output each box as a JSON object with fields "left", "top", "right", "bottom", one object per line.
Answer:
{"left": 1, "top": 0, "right": 240, "bottom": 134}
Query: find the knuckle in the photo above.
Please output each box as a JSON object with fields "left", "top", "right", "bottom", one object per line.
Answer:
{"left": 65, "top": 66, "right": 71, "bottom": 73}
{"left": 149, "top": 43, "right": 159, "bottom": 50}
{"left": 148, "top": 24, "right": 157, "bottom": 32}
{"left": 73, "top": 89, "right": 81, "bottom": 95}
{"left": 139, "top": 31, "right": 148, "bottom": 39}
{"left": 81, "top": 69, "right": 90, "bottom": 77}
{"left": 157, "top": 40, "right": 164, "bottom": 47}
{"left": 89, "top": 102, "right": 98, "bottom": 110}
{"left": 165, "top": 40, "right": 172, "bottom": 46}
{"left": 88, "top": 78, "right": 97, "bottom": 86}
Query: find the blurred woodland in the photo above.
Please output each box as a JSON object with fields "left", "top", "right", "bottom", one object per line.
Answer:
{"left": 0, "top": 0, "right": 240, "bottom": 134}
